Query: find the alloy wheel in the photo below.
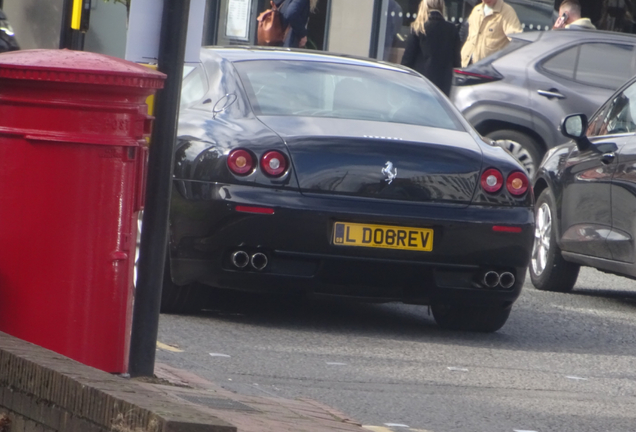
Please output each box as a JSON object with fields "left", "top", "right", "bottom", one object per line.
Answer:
{"left": 531, "top": 202, "right": 551, "bottom": 275}
{"left": 494, "top": 139, "right": 536, "bottom": 179}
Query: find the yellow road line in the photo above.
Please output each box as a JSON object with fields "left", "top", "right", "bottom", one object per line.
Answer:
{"left": 156, "top": 341, "right": 183, "bottom": 352}
{"left": 362, "top": 427, "right": 434, "bottom": 432}
{"left": 362, "top": 427, "right": 395, "bottom": 432}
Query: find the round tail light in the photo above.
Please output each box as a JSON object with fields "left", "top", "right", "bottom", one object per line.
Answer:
{"left": 261, "top": 151, "right": 287, "bottom": 177}
{"left": 506, "top": 171, "right": 529, "bottom": 196}
{"left": 480, "top": 168, "right": 503, "bottom": 193}
{"left": 227, "top": 149, "right": 254, "bottom": 175}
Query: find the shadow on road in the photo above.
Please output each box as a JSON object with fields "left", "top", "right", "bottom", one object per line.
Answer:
{"left": 570, "top": 287, "right": 636, "bottom": 305}
{"left": 158, "top": 279, "right": 636, "bottom": 356}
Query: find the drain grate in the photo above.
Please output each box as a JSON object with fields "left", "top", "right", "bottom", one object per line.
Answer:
{"left": 175, "top": 394, "right": 259, "bottom": 412}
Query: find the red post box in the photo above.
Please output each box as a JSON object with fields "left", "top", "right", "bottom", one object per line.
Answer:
{"left": 0, "top": 50, "right": 165, "bottom": 373}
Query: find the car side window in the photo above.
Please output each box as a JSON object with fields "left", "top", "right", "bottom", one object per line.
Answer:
{"left": 542, "top": 46, "right": 577, "bottom": 80}
{"left": 588, "top": 81, "right": 636, "bottom": 137}
{"left": 542, "top": 43, "right": 636, "bottom": 90}
{"left": 180, "top": 64, "right": 208, "bottom": 108}
{"left": 576, "top": 43, "right": 636, "bottom": 89}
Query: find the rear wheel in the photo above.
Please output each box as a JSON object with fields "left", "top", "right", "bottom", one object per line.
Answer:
{"left": 160, "top": 258, "right": 208, "bottom": 314}
{"left": 529, "top": 189, "right": 580, "bottom": 292}
{"left": 431, "top": 303, "right": 512, "bottom": 332}
{"left": 486, "top": 130, "right": 543, "bottom": 179}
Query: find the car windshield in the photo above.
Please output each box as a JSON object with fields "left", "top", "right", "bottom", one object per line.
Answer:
{"left": 233, "top": 60, "right": 464, "bottom": 131}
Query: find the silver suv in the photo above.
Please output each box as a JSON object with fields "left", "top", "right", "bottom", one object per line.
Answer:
{"left": 451, "top": 29, "right": 636, "bottom": 178}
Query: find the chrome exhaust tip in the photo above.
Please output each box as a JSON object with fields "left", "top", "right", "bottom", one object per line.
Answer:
{"left": 483, "top": 271, "right": 500, "bottom": 288}
{"left": 231, "top": 251, "right": 249, "bottom": 268}
{"left": 251, "top": 252, "right": 268, "bottom": 271}
{"left": 499, "top": 272, "right": 515, "bottom": 289}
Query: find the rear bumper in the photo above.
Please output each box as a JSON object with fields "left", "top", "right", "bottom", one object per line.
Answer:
{"left": 169, "top": 181, "right": 534, "bottom": 306}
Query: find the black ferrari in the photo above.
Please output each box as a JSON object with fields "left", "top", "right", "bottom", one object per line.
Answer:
{"left": 163, "top": 47, "right": 534, "bottom": 332}
{"left": 531, "top": 75, "right": 636, "bottom": 293}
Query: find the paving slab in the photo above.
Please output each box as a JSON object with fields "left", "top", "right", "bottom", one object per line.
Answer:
{"left": 152, "top": 362, "right": 364, "bottom": 432}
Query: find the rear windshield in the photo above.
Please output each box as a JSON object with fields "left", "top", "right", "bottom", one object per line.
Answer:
{"left": 233, "top": 60, "right": 464, "bottom": 131}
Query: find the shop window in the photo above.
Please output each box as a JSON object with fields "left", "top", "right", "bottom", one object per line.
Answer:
{"left": 378, "top": 0, "right": 555, "bottom": 64}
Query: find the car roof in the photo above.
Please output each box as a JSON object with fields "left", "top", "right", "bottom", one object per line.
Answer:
{"left": 200, "top": 46, "right": 412, "bottom": 73}
{"left": 511, "top": 28, "right": 636, "bottom": 45}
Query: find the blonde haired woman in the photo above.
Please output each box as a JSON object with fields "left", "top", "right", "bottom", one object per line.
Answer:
{"left": 275, "top": 0, "right": 319, "bottom": 48}
{"left": 401, "top": 0, "right": 461, "bottom": 96}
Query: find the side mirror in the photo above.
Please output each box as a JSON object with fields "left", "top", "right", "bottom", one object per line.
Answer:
{"left": 562, "top": 113, "right": 587, "bottom": 138}
{"left": 561, "top": 113, "right": 591, "bottom": 151}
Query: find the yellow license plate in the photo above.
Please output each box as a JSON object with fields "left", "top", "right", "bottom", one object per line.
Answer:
{"left": 332, "top": 222, "right": 433, "bottom": 251}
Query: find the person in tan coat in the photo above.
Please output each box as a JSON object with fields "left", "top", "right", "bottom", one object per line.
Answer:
{"left": 460, "top": 0, "right": 522, "bottom": 67}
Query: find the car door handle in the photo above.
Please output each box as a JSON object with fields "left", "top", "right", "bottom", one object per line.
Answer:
{"left": 601, "top": 152, "right": 616, "bottom": 164}
{"left": 537, "top": 89, "right": 565, "bottom": 99}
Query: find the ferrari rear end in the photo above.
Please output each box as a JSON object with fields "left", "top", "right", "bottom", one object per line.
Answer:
{"left": 167, "top": 49, "right": 534, "bottom": 331}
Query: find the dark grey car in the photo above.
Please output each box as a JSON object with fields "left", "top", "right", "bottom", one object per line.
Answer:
{"left": 451, "top": 29, "right": 636, "bottom": 178}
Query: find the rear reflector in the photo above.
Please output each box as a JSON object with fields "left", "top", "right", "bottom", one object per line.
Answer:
{"left": 235, "top": 205, "right": 275, "bottom": 215}
{"left": 492, "top": 226, "right": 523, "bottom": 233}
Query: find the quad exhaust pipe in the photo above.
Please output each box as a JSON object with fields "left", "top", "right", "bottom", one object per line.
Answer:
{"left": 231, "top": 250, "right": 269, "bottom": 271}
{"left": 250, "top": 252, "right": 268, "bottom": 271}
{"left": 231, "top": 251, "right": 249, "bottom": 268}
{"left": 499, "top": 272, "right": 515, "bottom": 289}
{"left": 483, "top": 271, "right": 500, "bottom": 288}
{"left": 482, "top": 271, "right": 515, "bottom": 289}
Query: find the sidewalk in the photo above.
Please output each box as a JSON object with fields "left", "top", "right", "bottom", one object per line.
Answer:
{"left": 0, "top": 330, "right": 365, "bottom": 432}
{"left": 150, "top": 362, "right": 364, "bottom": 432}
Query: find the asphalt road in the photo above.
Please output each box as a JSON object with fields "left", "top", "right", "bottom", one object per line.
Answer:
{"left": 157, "top": 268, "right": 636, "bottom": 432}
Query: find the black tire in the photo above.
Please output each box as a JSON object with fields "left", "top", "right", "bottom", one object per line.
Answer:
{"left": 486, "top": 130, "right": 543, "bottom": 179}
{"left": 160, "top": 258, "right": 208, "bottom": 314}
{"left": 529, "top": 189, "right": 580, "bottom": 292}
{"left": 431, "top": 303, "right": 512, "bottom": 332}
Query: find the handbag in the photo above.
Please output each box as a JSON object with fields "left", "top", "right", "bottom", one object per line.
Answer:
{"left": 257, "top": 0, "right": 288, "bottom": 46}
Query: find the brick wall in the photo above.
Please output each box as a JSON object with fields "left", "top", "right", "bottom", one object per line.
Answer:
{"left": 0, "top": 332, "right": 235, "bottom": 432}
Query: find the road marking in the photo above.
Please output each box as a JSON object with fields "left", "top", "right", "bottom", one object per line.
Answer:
{"left": 156, "top": 342, "right": 183, "bottom": 352}
{"left": 326, "top": 362, "right": 347, "bottom": 365}
{"left": 362, "top": 425, "right": 433, "bottom": 432}
{"left": 447, "top": 367, "right": 469, "bottom": 372}
{"left": 385, "top": 423, "right": 409, "bottom": 428}
{"left": 209, "top": 353, "right": 231, "bottom": 357}
{"left": 565, "top": 376, "right": 588, "bottom": 381}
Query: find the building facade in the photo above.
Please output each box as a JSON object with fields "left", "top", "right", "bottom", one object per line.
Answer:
{"left": 2, "top": 0, "right": 635, "bottom": 62}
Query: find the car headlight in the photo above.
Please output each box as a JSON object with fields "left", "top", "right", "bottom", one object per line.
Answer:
{"left": 0, "top": 20, "right": 15, "bottom": 37}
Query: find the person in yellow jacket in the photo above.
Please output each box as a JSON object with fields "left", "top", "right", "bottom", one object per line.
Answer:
{"left": 460, "top": 0, "right": 522, "bottom": 68}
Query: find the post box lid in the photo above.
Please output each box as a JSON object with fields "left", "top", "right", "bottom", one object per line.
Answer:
{"left": 0, "top": 49, "right": 165, "bottom": 89}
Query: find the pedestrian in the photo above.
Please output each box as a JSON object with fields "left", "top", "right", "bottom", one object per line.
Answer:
{"left": 460, "top": 0, "right": 522, "bottom": 68}
{"left": 553, "top": 0, "right": 596, "bottom": 30}
{"left": 275, "top": 0, "right": 318, "bottom": 48}
{"left": 401, "top": 0, "right": 460, "bottom": 96}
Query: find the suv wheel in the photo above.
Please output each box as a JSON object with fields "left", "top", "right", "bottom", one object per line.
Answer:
{"left": 486, "top": 130, "right": 542, "bottom": 179}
